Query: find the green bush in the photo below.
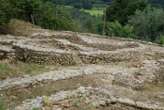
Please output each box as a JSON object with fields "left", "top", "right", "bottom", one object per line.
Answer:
{"left": 106, "top": 21, "right": 135, "bottom": 38}
{"left": 159, "top": 35, "right": 164, "bottom": 45}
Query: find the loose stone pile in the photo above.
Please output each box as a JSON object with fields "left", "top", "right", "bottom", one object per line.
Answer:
{"left": 0, "top": 24, "right": 164, "bottom": 110}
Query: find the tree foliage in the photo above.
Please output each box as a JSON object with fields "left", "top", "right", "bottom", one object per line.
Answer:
{"left": 106, "top": 0, "right": 148, "bottom": 24}
{"left": 149, "top": 0, "right": 164, "bottom": 7}
{"left": 106, "top": 21, "right": 135, "bottom": 38}
{"left": 129, "top": 6, "right": 164, "bottom": 41}
{"left": 0, "top": 0, "right": 78, "bottom": 31}
{"left": 70, "top": 8, "right": 102, "bottom": 33}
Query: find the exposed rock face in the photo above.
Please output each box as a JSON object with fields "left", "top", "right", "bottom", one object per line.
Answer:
{"left": 0, "top": 24, "right": 164, "bottom": 110}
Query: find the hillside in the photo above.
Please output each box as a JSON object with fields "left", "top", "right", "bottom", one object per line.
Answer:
{"left": 0, "top": 21, "right": 164, "bottom": 110}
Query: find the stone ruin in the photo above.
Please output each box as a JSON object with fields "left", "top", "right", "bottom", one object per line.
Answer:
{"left": 0, "top": 21, "right": 164, "bottom": 110}
{"left": 0, "top": 31, "right": 149, "bottom": 65}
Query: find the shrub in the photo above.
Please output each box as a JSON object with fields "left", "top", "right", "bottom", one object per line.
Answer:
{"left": 159, "top": 35, "right": 164, "bottom": 45}
{"left": 106, "top": 21, "right": 135, "bottom": 38}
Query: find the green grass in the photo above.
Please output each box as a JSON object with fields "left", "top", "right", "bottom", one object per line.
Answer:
{"left": 81, "top": 8, "right": 104, "bottom": 16}
{"left": 0, "top": 61, "right": 49, "bottom": 80}
{"left": 0, "top": 98, "right": 5, "bottom": 110}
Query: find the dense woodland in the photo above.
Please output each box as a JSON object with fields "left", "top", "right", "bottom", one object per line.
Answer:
{"left": 0, "top": 0, "right": 164, "bottom": 44}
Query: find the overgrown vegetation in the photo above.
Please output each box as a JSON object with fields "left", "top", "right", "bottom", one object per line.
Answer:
{"left": 105, "top": 21, "right": 135, "bottom": 38}
{"left": 0, "top": 0, "right": 105, "bottom": 34}
{"left": 129, "top": 6, "right": 164, "bottom": 42}
{"left": 159, "top": 35, "right": 164, "bottom": 45}
{"left": 0, "top": 0, "right": 77, "bottom": 31}
{"left": 105, "top": 0, "right": 164, "bottom": 44}
{"left": 106, "top": 0, "right": 148, "bottom": 24}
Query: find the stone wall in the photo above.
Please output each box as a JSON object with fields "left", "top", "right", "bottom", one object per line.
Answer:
{"left": 0, "top": 27, "right": 163, "bottom": 66}
{"left": 79, "top": 48, "right": 145, "bottom": 64}
{"left": 13, "top": 42, "right": 145, "bottom": 66}
{"left": 14, "top": 46, "right": 79, "bottom": 65}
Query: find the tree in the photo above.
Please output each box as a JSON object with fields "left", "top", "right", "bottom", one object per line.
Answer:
{"left": 82, "top": 0, "right": 93, "bottom": 9}
{"left": 129, "top": 6, "right": 164, "bottom": 41}
{"left": 69, "top": 8, "right": 101, "bottom": 33}
{"left": 149, "top": 0, "right": 164, "bottom": 8}
{"left": 106, "top": 0, "right": 148, "bottom": 24}
{"left": 0, "top": 0, "right": 43, "bottom": 25}
{"left": 0, "top": 0, "right": 15, "bottom": 25}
